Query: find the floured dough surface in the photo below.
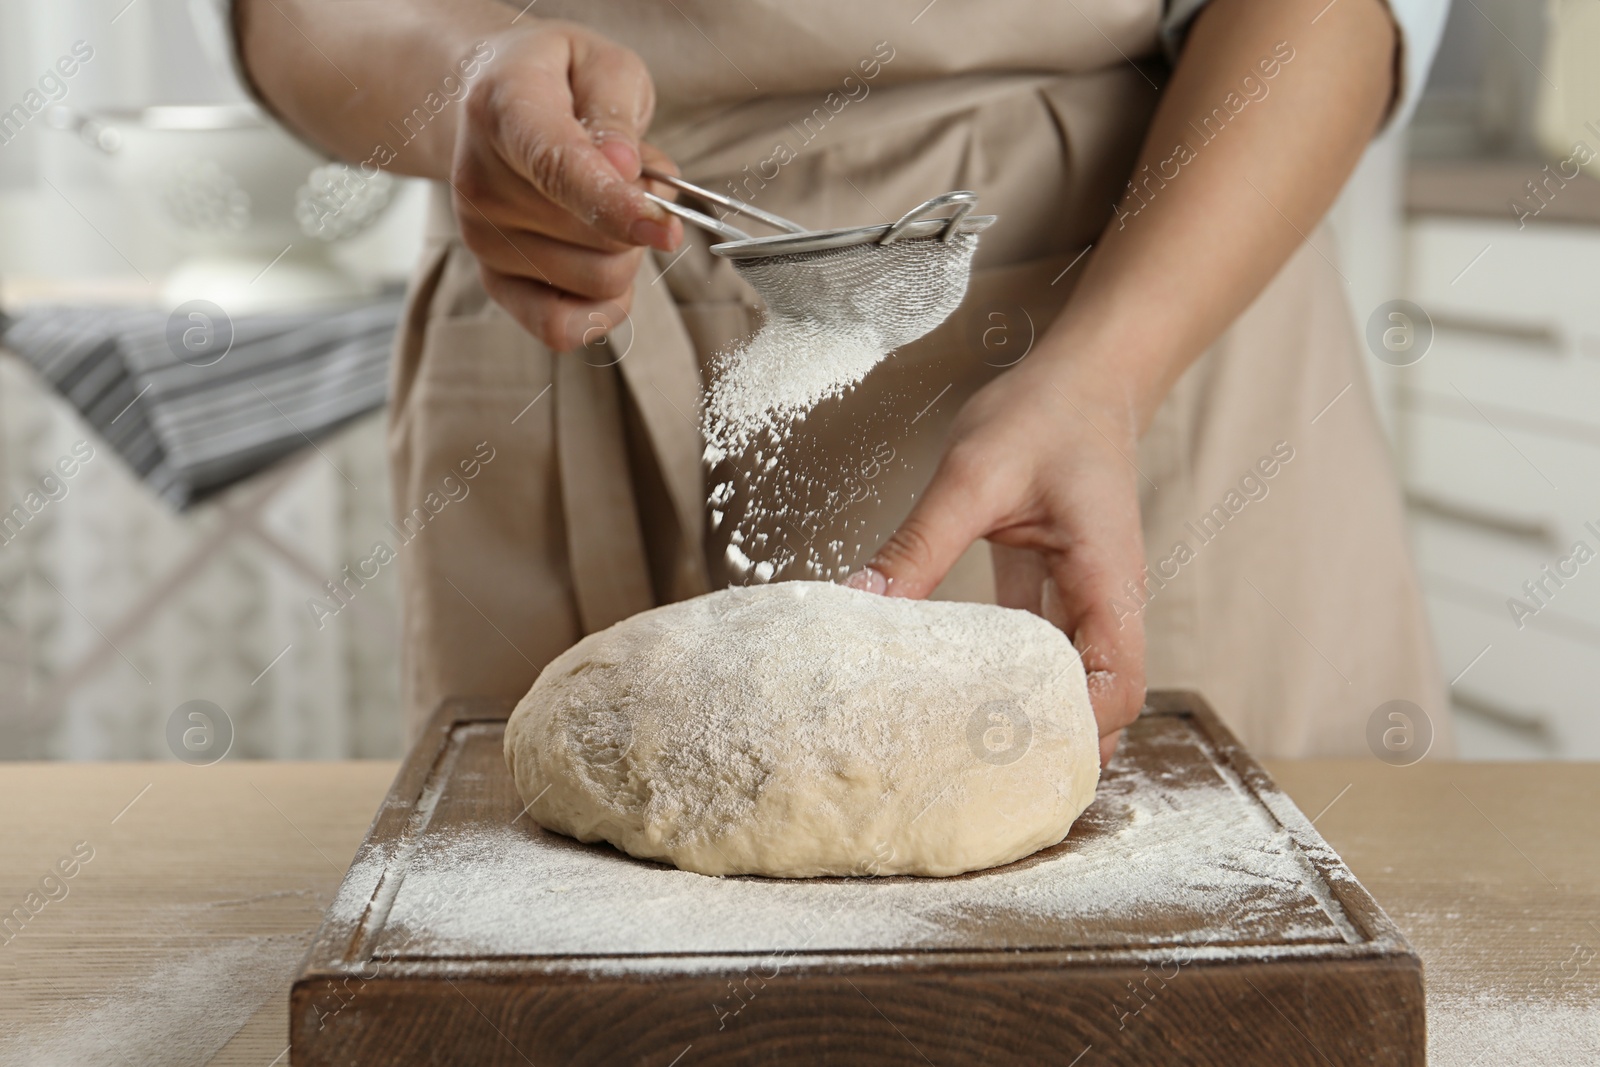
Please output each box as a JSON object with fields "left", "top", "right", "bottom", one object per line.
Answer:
{"left": 504, "top": 582, "right": 1100, "bottom": 878}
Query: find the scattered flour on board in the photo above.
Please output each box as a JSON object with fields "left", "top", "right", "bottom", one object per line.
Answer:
{"left": 1, "top": 935, "right": 307, "bottom": 1067}
{"left": 361, "top": 757, "right": 1353, "bottom": 967}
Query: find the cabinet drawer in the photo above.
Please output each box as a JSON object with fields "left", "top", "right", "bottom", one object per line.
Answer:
{"left": 1407, "top": 218, "right": 1600, "bottom": 339}
{"left": 1411, "top": 513, "right": 1600, "bottom": 625}
{"left": 1402, "top": 409, "right": 1595, "bottom": 528}
{"left": 1425, "top": 590, "right": 1600, "bottom": 758}
{"left": 1405, "top": 327, "right": 1600, "bottom": 431}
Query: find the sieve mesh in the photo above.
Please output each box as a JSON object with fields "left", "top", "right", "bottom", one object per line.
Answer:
{"left": 703, "top": 231, "right": 984, "bottom": 459}
{"left": 729, "top": 232, "right": 980, "bottom": 351}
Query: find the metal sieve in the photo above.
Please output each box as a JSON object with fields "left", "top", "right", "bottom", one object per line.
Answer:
{"left": 644, "top": 168, "right": 995, "bottom": 350}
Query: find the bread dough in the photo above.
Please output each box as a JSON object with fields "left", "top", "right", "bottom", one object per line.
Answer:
{"left": 504, "top": 582, "right": 1100, "bottom": 877}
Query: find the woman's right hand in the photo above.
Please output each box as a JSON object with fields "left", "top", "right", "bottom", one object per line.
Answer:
{"left": 450, "top": 21, "right": 682, "bottom": 351}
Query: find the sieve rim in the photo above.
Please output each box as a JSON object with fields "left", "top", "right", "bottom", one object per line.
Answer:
{"left": 709, "top": 215, "right": 995, "bottom": 261}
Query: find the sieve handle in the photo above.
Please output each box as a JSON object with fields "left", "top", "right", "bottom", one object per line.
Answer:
{"left": 642, "top": 167, "right": 808, "bottom": 235}
{"left": 644, "top": 192, "right": 752, "bottom": 242}
{"left": 881, "top": 190, "right": 978, "bottom": 245}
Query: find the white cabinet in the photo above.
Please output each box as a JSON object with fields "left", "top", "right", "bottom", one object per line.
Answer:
{"left": 1407, "top": 218, "right": 1600, "bottom": 343}
{"left": 1401, "top": 216, "right": 1600, "bottom": 757}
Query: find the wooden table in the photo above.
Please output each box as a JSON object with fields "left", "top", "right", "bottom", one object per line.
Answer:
{"left": 2, "top": 760, "right": 1596, "bottom": 1065}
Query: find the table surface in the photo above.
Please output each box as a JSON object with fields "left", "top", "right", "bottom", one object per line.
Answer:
{"left": 1, "top": 759, "right": 1596, "bottom": 1066}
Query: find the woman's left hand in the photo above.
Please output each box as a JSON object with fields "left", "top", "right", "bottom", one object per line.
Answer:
{"left": 845, "top": 0, "right": 1403, "bottom": 763}
{"left": 847, "top": 357, "right": 1149, "bottom": 765}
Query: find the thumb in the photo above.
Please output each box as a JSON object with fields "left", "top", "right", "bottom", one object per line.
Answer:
{"left": 847, "top": 458, "right": 990, "bottom": 600}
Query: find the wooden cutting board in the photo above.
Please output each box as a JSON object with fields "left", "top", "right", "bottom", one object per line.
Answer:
{"left": 290, "top": 692, "right": 1423, "bottom": 1065}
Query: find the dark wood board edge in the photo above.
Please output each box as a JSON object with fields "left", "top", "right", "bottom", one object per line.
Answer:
{"left": 297, "top": 942, "right": 1411, "bottom": 984}
{"left": 291, "top": 953, "right": 1424, "bottom": 1066}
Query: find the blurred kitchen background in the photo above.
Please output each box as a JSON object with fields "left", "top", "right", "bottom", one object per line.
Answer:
{"left": 0, "top": 0, "right": 427, "bottom": 761}
{"left": 0, "top": 0, "right": 1594, "bottom": 761}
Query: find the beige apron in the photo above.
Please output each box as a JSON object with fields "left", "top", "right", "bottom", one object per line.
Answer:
{"left": 389, "top": 1, "right": 1450, "bottom": 758}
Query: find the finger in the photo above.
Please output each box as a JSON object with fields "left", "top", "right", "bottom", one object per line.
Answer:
{"left": 848, "top": 451, "right": 997, "bottom": 600}
{"left": 484, "top": 37, "right": 674, "bottom": 250}
{"left": 479, "top": 267, "right": 633, "bottom": 352}
{"left": 1040, "top": 535, "right": 1147, "bottom": 750}
{"left": 1099, "top": 730, "right": 1123, "bottom": 766}
{"left": 568, "top": 32, "right": 656, "bottom": 181}
{"left": 453, "top": 142, "right": 641, "bottom": 254}
{"left": 990, "top": 543, "right": 1047, "bottom": 615}
{"left": 469, "top": 228, "right": 644, "bottom": 302}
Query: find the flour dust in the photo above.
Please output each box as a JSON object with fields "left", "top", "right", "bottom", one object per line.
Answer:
{"left": 706, "top": 397, "right": 911, "bottom": 587}
{"left": 702, "top": 321, "right": 918, "bottom": 585}
{"left": 2, "top": 935, "right": 306, "bottom": 1066}
{"left": 700, "top": 232, "right": 979, "bottom": 585}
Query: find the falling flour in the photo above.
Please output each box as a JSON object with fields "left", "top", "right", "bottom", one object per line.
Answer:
{"left": 701, "top": 232, "right": 980, "bottom": 583}
{"left": 703, "top": 322, "right": 885, "bottom": 463}
{"left": 703, "top": 234, "right": 976, "bottom": 463}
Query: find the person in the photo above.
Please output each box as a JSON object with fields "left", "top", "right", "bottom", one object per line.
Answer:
{"left": 228, "top": 0, "right": 1451, "bottom": 760}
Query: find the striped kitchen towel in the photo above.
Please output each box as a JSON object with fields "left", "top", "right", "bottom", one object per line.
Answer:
{"left": 0, "top": 294, "right": 402, "bottom": 509}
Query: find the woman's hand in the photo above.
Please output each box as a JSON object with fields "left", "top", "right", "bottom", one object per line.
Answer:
{"left": 237, "top": 4, "right": 685, "bottom": 351}
{"left": 450, "top": 21, "right": 681, "bottom": 350}
{"left": 848, "top": 358, "right": 1148, "bottom": 765}
{"left": 844, "top": 0, "right": 1399, "bottom": 760}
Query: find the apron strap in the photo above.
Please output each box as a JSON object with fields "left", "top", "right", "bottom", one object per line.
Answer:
{"left": 554, "top": 353, "right": 656, "bottom": 632}
{"left": 615, "top": 255, "right": 713, "bottom": 599}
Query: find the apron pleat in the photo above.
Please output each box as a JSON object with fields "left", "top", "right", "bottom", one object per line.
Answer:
{"left": 554, "top": 355, "right": 656, "bottom": 633}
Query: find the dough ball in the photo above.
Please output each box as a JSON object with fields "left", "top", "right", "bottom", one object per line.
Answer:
{"left": 504, "top": 582, "right": 1100, "bottom": 877}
